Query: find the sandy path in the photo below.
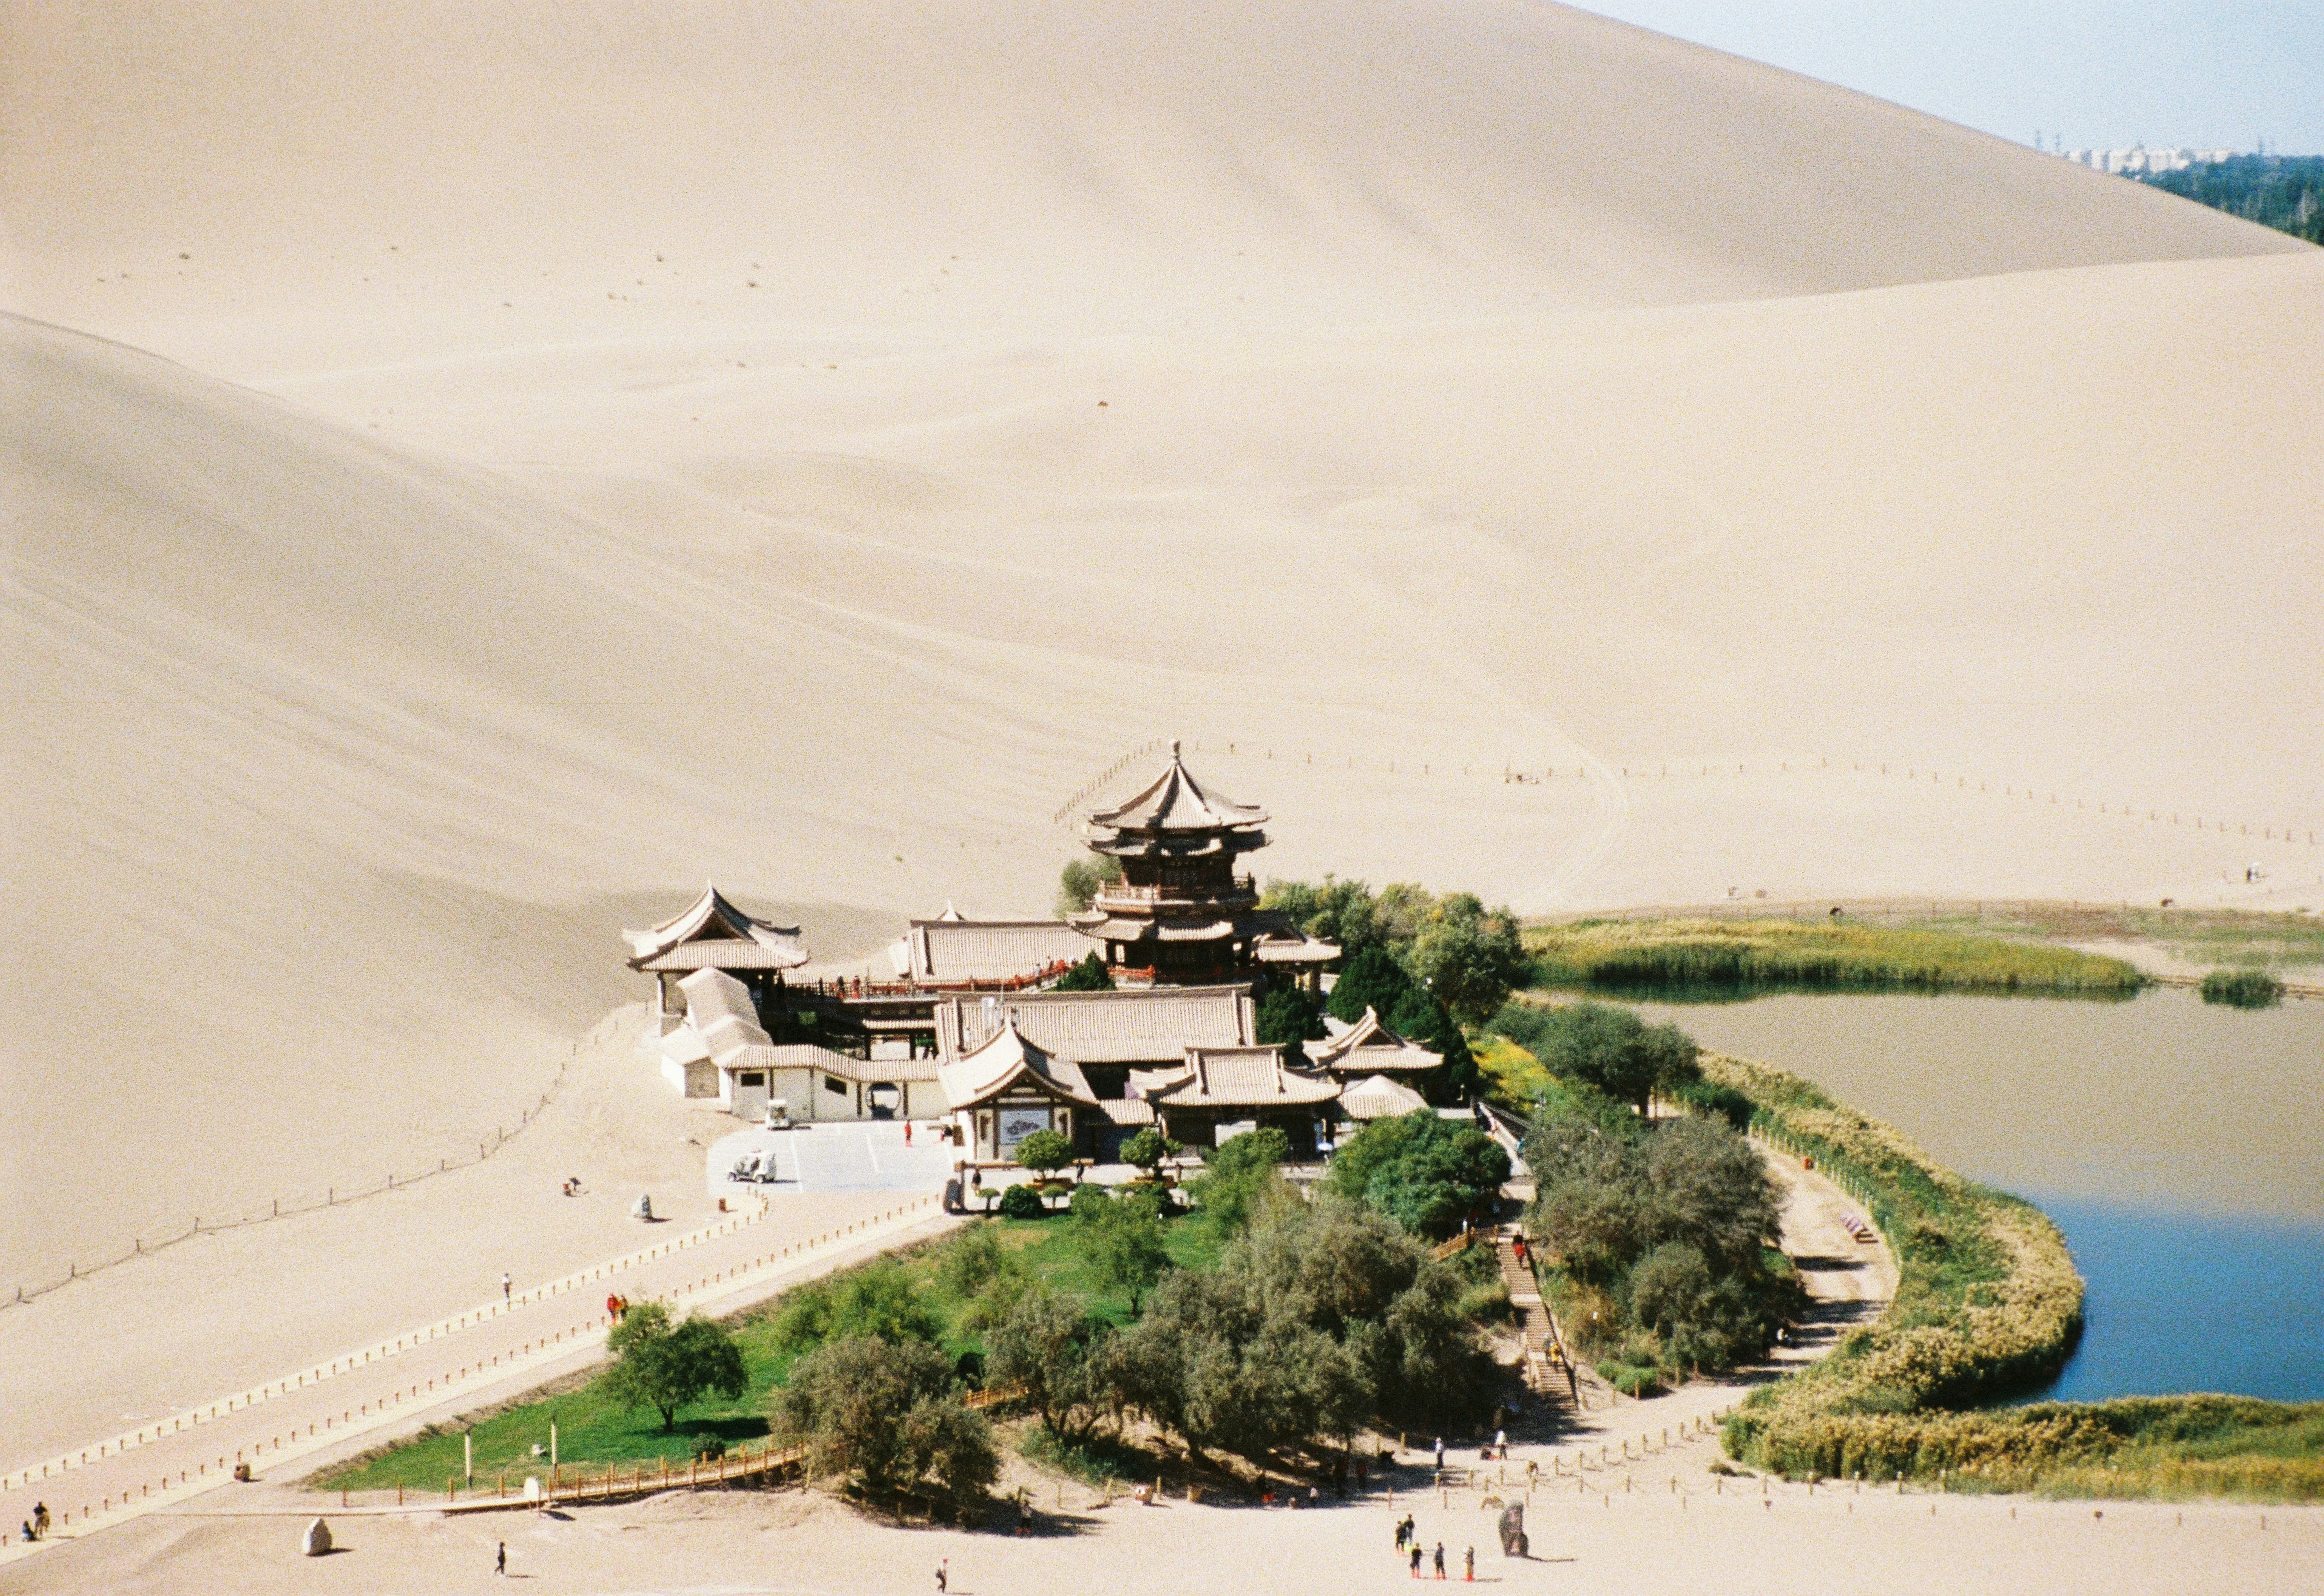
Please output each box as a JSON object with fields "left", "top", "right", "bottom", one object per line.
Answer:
{"left": 0, "top": 1004, "right": 959, "bottom": 1564}
{"left": 0, "top": 1189, "right": 950, "bottom": 1563}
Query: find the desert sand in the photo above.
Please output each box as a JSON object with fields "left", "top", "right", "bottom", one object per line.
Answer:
{"left": 2, "top": 2, "right": 2318, "bottom": 1583}
{"left": 9, "top": 1157, "right": 2318, "bottom": 1596}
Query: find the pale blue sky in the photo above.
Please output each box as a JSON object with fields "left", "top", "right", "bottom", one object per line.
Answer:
{"left": 1574, "top": 2, "right": 2321, "bottom": 153}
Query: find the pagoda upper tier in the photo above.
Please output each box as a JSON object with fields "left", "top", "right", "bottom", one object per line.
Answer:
{"left": 1082, "top": 741, "right": 1269, "bottom": 860}
{"left": 1070, "top": 741, "right": 1334, "bottom": 983}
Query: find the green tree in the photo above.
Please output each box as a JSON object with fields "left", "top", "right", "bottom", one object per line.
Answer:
{"left": 602, "top": 1303, "right": 749, "bottom": 1432}
{"left": 1262, "top": 876, "right": 1383, "bottom": 953}
{"left": 1112, "top": 1195, "right": 1496, "bottom": 1459}
{"left": 1075, "top": 1185, "right": 1172, "bottom": 1312}
{"left": 1326, "top": 944, "right": 1416, "bottom": 1024}
{"left": 1052, "top": 951, "right": 1115, "bottom": 991}
{"left": 985, "top": 1287, "right": 1121, "bottom": 1442}
{"left": 1188, "top": 1126, "right": 1292, "bottom": 1233}
{"left": 1057, "top": 856, "right": 1124, "bottom": 915}
{"left": 771, "top": 1260, "right": 944, "bottom": 1355}
{"left": 1408, "top": 894, "right": 1529, "bottom": 1027}
{"left": 1525, "top": 1001, "right": 1700, "bottom": 1117}
{"left": 1324, "top": 1109, "right": 1510, "bottom": 1238}
{"left": 1254, "top": 983, "right": 1326, "bottom": 1050}
{"left": 1119, "top": 1126, "right": 1183, "bottom": 1178}
{"left": 772, "top": 1335, "right": 996, "bottom": 1514}
{"left": 1012, "top": 1128, "right": 1076, "bottom": 1179}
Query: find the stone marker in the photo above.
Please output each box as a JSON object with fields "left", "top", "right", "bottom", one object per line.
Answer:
{"left": 632, "top": 1193, "right": 654, "bottom": 1221}
{"left": 302, "top": 1517, "right": 333, "bottom": 1556}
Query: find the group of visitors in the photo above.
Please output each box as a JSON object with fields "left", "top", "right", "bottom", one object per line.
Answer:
{"left": 605, "top": 1293, "right": 632, "bottom": 1322}
{"left": 560, "top": 1174, "right": 587, "bottom": 1196}
{"left": 18, "top": 1503, "right": 49, "bottom": 1541}
{"left": 1393, "top": 1517, "right": 1473, "bottom": 1580}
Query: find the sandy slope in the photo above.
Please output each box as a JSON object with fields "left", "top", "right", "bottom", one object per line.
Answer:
{"left": 3, "top": 2, "right": 2320, "bottom": 1311}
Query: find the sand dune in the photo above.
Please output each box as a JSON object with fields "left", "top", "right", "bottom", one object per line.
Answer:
{"left": 4, "top": 2, "right": 2320, "bottom": 1287}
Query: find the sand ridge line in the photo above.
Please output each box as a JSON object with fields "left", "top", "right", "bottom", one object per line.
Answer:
{"left": 0, "top": 1195, "right": 944, "bottom": 1563}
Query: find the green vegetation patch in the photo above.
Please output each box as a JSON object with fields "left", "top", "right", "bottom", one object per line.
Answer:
{"left": 321, "top": 1211, "right": 1223, "bottom": 1492}
{"left": 1523, "top": 917, "right": 2144, "bottom": 998}
{"left": 2200, "top": 968, "right": 2285, "bottom": 1008}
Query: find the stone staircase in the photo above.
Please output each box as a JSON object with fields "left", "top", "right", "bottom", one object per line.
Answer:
{"left": 1495, "top": 1229, "right": 1575, "bottom": 1405}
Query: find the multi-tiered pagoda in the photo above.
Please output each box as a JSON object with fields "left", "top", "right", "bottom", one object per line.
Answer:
{"left": 1068, "top": 741, "right": 1336, "bottom": 985}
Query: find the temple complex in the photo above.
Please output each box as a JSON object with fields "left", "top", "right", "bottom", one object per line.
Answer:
{"left": 624, "top": 743, "right": 1471, "bottom": 1156}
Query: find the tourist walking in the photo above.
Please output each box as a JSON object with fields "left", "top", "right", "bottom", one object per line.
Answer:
{"left": 1396, "top": 1517, "right": 1409, "bottom": 1551}
{"left": 1464, "top": 1546, "right": 1475, "bottom": 1581}
{"left": 495, "top": 1540, "right": 507, "bottom": 1575}
{"left": 1409, "top": 1544, "right": 1424, "bottom": 1577}
{"left": 502, "top": 1271, "right": 512, "bottom": 1304}
{"left": 1433, "top": 1436, "right": 1445, "bottom": 1472}
{"left": 32, "top": 1504, "right": 47, "bottom": 1538}
{"left": 1433, "top": 1542, "right": 1447, "bottom": 1579}
{"left": 935, "top": 1558, "right": 948, "bottom": 1591}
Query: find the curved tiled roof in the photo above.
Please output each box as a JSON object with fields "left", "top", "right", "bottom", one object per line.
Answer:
{"left": 1087, "top": 740, "right": 1266, "bottom": 834}
{"left": 1304, "top": 1007, "right": 1442, "bottom": 1074}
{"left": 937, "top": 1020, "right": 1099, "bottom": 1111}
{"left": 1133, "top": 1046, "right": 1342, "bottom": 1108}
{"left": 625, "top": 884, "right": 809, "bottom": 971}
{"left": 1339, "top": 1073, "right": 1430, "bottom": 1120}
{"left": 934, "top": 985, "right": 1255, "bottom": 1064}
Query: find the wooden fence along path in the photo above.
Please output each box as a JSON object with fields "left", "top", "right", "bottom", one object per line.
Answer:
{"left": 2, "top": 1196, "right": 947, "bottom": 1551}
{"left": 426, "top": 1382, "right": 1031, "bottom": 1514}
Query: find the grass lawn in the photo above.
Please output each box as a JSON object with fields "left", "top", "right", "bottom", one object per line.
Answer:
{"left": 320, "top": 1206, "right": 1223, "bottom": 1492}
{"left": 1523, "top": 916, "right": 2144, "bottom": 997}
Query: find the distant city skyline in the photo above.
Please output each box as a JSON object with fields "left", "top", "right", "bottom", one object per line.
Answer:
{"left": 1576, "top": 2, "right": 2321, "bottom": 154}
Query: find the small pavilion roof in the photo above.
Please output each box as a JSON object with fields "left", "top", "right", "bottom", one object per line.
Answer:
{"left": 1339, "top": 1073, "right": 1431, "bottom": 1121}
{"left": 937, "top": 1020, "right": 1100, "bottom": 1112}
{"left": 626, "top": 884, "right": 809, "bottom": 972}
{"left": 1303, "top": 1007, "right": 1443, "bottom": 1074}
{"left": 1131, "top": 1046, "right": 1342, "bottom": 1109}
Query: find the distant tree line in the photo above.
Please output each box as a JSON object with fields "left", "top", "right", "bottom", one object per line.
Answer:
{"left": 2139, "top": 155, "right": 2324, "bottom": 244}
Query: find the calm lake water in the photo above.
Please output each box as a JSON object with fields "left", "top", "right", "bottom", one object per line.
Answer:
{"left": 1621, "top": 987, "right": 2324, "bottom": 1402}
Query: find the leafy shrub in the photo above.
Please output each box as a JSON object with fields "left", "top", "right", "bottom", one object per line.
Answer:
{"left": 1052, "top": 952, "right": 1115, "bottom": 992}
{"left": 2200, "top": 968, "right": 2284, "bottom": 1008}
{"left": 1013, "top": 1128, "right": 1075, "bottom": 1176}
{"left": 998, "top": 1183, "right": 1047, "bottom": 1220}
{"left": 1119, "top": 1126, "right": 1182, "bottom": 1176}
{"left": 772, "top": 1335, "right": 997, "bottom": 1515}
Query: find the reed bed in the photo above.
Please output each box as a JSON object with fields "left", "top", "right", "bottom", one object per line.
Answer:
{"left": 2199, "top": 968, "right": 2285, "bottom": 1008}
{"left": 1525, "top": 918, "right": 2144, "bottom": 997}
{"left": 1706, "top": 1051, "right": 2324, "bottom": 1502}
